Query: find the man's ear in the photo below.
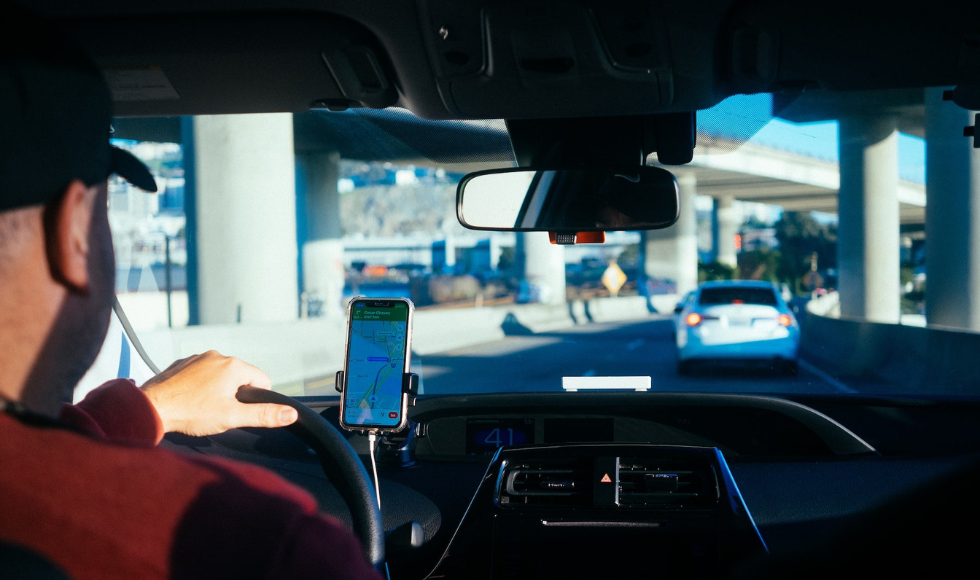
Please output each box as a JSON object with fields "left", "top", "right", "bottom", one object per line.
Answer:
{"left": 43, "top": 179, "right": 97, "bottom": 294}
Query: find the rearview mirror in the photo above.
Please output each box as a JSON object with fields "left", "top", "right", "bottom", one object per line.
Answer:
{"left": 457, "top": 167, "right": 679, "bottom": 232}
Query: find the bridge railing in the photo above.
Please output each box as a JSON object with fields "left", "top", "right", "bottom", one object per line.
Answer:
{"left": 802, "top": 296, "right": 980, "bottom": 394}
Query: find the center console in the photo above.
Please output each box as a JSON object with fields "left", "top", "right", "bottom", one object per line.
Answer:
{"left": 427, "top": 445, "right": 766, "bottom": 579}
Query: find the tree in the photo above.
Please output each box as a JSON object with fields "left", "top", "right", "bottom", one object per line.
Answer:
{"left": 699, "top": 261, "right": 737, "bottom": 282}
{"left": 738, "top": 247, "right": 781, "bottom": 282}
{"left": 774, "top": 211, "right": 837, "bottom": 290}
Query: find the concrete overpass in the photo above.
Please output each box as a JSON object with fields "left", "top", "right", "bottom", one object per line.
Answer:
{"left": 644, "top": 88, "right": 979, "bottom": 331}
{"left": 686, "top": 140, "right": 925, "bottom": 222}
{"left": 110, "top": 88, "right": 979, "bottom": 332}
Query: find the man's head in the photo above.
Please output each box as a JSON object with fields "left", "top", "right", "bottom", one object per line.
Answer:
{"left": 0, "top": 3, "right": 157, "bottom": 414}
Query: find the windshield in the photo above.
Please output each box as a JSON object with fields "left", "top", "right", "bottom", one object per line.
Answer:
{"left": 76, "top": 88, "right": 964, "bottom": 401}
{"left": 698, "top": 287, "right": 778, "bottom": 306}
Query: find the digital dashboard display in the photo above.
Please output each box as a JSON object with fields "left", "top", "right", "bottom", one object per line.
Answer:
{"left": 466, "top": 419, "right": 534, "bottom": 455}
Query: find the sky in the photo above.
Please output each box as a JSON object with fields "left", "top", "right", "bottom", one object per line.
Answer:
{"left": 698, "top": 92, "right": 926, "bottom": 184}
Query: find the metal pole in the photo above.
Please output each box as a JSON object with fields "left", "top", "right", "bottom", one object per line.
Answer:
{"left": 165, "top": 235, "right": 173, "bottom": 328}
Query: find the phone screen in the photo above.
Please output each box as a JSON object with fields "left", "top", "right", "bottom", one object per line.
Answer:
{"left": 342, "top": 299, "right": 411, "bottom": 429}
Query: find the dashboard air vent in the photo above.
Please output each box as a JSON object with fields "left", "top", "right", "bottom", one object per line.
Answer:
{"left": 618, "top": 457, "right": 719, "bottom": 509}
{"left": 499, "top": 459, "right": 592, "bottom": 507}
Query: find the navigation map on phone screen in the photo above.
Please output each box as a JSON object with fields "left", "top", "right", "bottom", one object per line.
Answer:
{"left": 344, "top": 301, "right": 409, "bottom": 427}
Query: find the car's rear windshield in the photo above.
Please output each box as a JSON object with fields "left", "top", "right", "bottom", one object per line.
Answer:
{"left": 698, "top": 287, "right": 777, "bottom": 306}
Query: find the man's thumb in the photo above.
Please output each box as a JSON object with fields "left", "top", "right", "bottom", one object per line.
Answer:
{"left": 249, "top": 403, "right": 299, "bottom": 428}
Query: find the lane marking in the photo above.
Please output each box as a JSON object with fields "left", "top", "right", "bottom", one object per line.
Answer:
{"left": 626, "top": 339, "right": 645, "bottom": 351}
{"left": 798, "top": 359, "right": 858, "bottom": 394}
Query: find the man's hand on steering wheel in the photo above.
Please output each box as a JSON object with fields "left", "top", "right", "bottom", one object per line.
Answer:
{"left": 142, "top": 352, "right": 384, "bottom": 566}
{"left": 140, "top": 350, "right": 299, "bottom": 436}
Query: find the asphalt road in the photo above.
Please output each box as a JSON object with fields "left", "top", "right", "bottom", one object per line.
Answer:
{"left": 417, "top": 316, "right": 849, "bottom": 396}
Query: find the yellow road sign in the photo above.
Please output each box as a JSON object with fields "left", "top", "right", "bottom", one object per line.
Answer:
{"left": 602, "top": 263, "right": 627, "bottom": 296}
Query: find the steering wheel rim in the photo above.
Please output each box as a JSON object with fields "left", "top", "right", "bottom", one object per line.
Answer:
{"left": 236, "top": 386, "right": 384, "bottom": 567}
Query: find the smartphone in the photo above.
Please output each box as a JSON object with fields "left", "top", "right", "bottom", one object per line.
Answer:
{"left": 339, "top": 297, "right": 413, "bottom": 432}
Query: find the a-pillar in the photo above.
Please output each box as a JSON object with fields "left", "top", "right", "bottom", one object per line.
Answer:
{"left": 516, "top": 232, "right": 566, "bottom": 305}
{"left": 641, "top": 172, "right": 698, "bottom": 296}
{"left": 190, "top": 114, "right": 298, "bottom": 324}
{"left": 714, "top": 195, "right": 739, "bottom": 268}
{"left": 837, "top": 113, "right": 900, "bottom": 323}
{"left": 298, "top": 151, "right": 346, "bottom": 318}
{"left": 925, "top": 88, "right": 980, "bottom": 330}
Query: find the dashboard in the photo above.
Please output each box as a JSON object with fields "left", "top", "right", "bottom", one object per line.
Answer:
{"left": 410, "top": 392, "right": 876, "bottom": 460}
{"left": 163, "top": 391, "right": 980, "bottom": 579}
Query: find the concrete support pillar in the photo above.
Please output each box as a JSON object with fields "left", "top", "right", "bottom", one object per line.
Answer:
{"left": 473, "top": 238, "right": 501, "bottom": 271}
{"left": 486, "top": 237, "right": 501, "bottom": 270}
{"left": 925, "top": 88, "right": 980, "bottom": 329}
{"left": 714, "top": 195, "right": 739, "bottom": 268}
{"left": 432, "top": 238, "right": 456, "bottom": 272}
{"left": 192, "top": 114, "right": 298, "bottom": 324}
{"left": 642, "top": 172, "right": 699, "bottom": 296}
{"left": 298, "top": 151, "right": 345, "bottom": 318}
{"left": 516, "top": 232, "right": 566, "bottom": 305}
{"left": 838, "top": 114, "right": 900, "bottom": 323}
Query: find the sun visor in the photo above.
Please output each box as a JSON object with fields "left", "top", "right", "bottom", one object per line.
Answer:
{"left": 63, "top": 15, "right": 398, "bottom": 117}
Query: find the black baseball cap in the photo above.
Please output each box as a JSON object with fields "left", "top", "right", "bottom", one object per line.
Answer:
{"left": 0, "top": 2, "right": 157, "bottom": 213}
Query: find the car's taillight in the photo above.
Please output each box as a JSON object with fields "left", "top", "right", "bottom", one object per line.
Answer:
{"left": 778, "top": 314, "right": 793, "bottom": 327}
{"left": 686, "top": 313, "right": 702, "bottom": 326}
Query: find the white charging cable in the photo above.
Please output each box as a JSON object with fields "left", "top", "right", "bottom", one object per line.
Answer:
{"left": 366, "top": 431, "right": 390, "bottom": 579}
{"left": 367, "top": 430, "right": 382, "bottom": 509}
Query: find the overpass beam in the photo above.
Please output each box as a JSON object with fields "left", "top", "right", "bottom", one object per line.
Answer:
{"left": 714, "top": 195, "right": 739, "bottom": 268}
{"left": 297, "top": 151, "right": 346, "bottom": 318}
{"left": 642, "top": 172, "right": 698, "bottom": 296}
{"left": 191, "top": 114, "right": 299, "bottom": 324}
{"left": 517, "top": 232, "right": 566, "bottom": 305}
{"left": 838, "top": 113, "right": 900, "bottom": 323}
{"left": 925, "top": 89, "right": 980, "bottom": 330}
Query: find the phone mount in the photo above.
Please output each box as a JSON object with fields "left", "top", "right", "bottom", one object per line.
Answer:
{"left": 336, "top": 370, "right": 421, "bottom": 533}
{"left": 336, "top": 370, "right": 421, "bottom": 467}
{"left": 335, "top": 371, "right": 419, "bottom": 400}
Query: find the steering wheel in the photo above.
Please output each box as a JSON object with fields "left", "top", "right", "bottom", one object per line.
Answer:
{"left": 236, "top": 386, "right": 384, "bottom": 568}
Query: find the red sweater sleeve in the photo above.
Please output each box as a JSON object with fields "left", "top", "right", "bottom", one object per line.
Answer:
{"left": 273, "top": 514, "right": 384, "bottom": 580}
{"left": 57, "top": 381, "right": 382, "bottom": 579}
{"left": 64, "top": 379, "right": 164, "bottom": 445}
{"left": 171, "top": 455, "right": 385, "bottom": 580}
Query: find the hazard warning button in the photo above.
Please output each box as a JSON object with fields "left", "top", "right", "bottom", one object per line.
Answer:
{"left": 594, "top": 457, "right": 619, "bottom": 506}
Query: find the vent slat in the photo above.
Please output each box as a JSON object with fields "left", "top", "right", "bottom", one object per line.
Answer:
{"left": 617, "top": 457, "right": 718, "bottom": 509}
{"left": 500, "top": 460, "right": 592, "bottom": 507}
{"left": 499, "top": 457, "right": 719, "bottom": 509}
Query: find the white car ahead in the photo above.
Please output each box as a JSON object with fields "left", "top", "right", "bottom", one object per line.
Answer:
{"left": 675, "top": 281, "right": 800, "bottom": 375}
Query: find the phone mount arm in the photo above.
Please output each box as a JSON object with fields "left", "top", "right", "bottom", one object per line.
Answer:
{"left": 335, "top": 371, "right": 420, "bottom": 400}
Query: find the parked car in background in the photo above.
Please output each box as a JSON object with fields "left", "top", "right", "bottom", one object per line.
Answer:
{"left": 676, "top": 280, "right": 799, "bottom": 375}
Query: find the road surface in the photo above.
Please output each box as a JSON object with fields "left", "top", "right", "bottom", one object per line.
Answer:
{"left": 417, "top": 316, "right": 850, "bottom": 396}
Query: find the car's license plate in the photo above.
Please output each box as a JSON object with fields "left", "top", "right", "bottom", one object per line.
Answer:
{"left": 728, "top": 318, "right": 750, "bottom": 327}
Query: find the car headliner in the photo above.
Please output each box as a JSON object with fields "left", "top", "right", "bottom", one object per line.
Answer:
{"left": 19, "top": 0, "right": 980, "bottom": 121}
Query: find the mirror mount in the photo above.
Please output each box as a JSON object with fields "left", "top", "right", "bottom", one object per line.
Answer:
{"left": 549, "top": 231, "right": 606, "bottom": 245}
{"left": 506, "top": 112, "right": 695, "bottom": 168}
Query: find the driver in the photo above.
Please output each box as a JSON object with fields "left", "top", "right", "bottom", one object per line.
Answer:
{"left": 0, "top": 5, "right": 382, "bottom": 579}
